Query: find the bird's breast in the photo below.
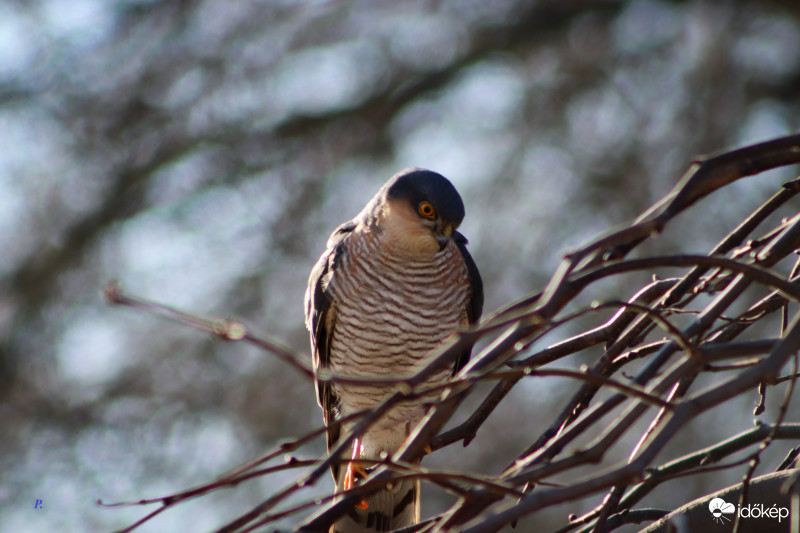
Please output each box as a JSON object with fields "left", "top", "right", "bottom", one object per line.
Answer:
{"left": 327, "top": 229, "right": 472, "bottom": 453}
{"left": 328, "top": 230, "right": 470, "bottom": 376}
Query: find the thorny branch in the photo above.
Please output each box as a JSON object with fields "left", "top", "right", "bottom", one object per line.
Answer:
{"left": 107, "top": 134, "right": 800, "bottom": 531}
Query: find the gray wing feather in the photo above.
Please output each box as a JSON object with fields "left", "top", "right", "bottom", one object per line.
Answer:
{"left": 453, "top": 231, "right": 483, "bottom": 373}
{"left": 305, "top": 221, "right": 355, "bottom": 475}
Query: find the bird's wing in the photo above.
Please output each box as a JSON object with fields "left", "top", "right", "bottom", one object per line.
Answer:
{"left": 452, "top": 231, "right": 484, "bottom": 373}
{"left": 305, "top": 221, "right": 355, "bottom": 472}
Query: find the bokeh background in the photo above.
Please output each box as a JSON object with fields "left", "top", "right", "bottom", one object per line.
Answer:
{"left": 2, "top": 0, "right": 800, "bottom": 531}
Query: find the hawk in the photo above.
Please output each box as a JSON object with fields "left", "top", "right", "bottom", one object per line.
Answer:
{"left": 305, "top": 168, "right": 483, "bottom": 532}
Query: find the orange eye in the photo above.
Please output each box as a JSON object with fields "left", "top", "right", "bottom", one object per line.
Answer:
{"left": 418, "top": 201, "right": 436, "bottom": 219}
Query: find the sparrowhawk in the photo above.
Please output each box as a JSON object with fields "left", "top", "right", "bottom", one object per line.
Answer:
{"left": 305, "top": 168, "right": 483, "bottom": 532}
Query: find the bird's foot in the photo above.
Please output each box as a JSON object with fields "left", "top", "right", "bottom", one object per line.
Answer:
{"left": 404, "top": 422, "right": 433, "bottom": 455}
{"left": 344, "top": 438, "right": 369, "bottom": 510}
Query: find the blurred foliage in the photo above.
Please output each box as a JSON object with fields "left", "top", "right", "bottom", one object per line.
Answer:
{"left": 1, "top": 0, "right": 799, "bottom": 531}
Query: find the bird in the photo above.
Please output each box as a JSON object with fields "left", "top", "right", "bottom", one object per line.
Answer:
{"left": 305, "top": 168, "right": 483, "bottom": 532}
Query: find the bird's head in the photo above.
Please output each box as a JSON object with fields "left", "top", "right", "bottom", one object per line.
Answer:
{"left": 369, "top": 168, "right": 466, "bottom": 257}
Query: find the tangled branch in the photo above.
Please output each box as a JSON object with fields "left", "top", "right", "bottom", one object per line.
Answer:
{"left": 107, "top": 134, "right": 800, "bottom": 532}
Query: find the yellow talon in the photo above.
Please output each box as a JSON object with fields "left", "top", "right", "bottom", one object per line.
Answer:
{"left": 343, "top": 460, "right": 369, "bottom": 490}
{"left": 343, "top": 438, "right": 370, "bottom": 509}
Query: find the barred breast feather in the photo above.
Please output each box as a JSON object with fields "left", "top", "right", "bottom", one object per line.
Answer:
{"left": 327, "top": 228, "right": 471, "bottom": 453}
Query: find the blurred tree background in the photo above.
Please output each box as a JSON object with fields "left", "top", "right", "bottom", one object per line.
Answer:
{"left": 1, "top": 0, "right": 800, "bottom": 531}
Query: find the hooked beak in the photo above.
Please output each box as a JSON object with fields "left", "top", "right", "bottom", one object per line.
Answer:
{"left": 435, "top": 224, "right": 454, "bottom": 251}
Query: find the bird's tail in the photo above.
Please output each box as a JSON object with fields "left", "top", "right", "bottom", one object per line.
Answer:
{"left": 330, "top": 471, "right": 419, "bottom": 533}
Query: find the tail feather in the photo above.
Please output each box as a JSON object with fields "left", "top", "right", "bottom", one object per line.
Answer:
{"left": 330, "top": 475, "right": 419, "bottom": 533}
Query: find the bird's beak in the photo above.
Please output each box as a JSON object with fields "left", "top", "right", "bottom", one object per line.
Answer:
{"left": 436, "top": 224, "right": 454, "bottom": 251}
